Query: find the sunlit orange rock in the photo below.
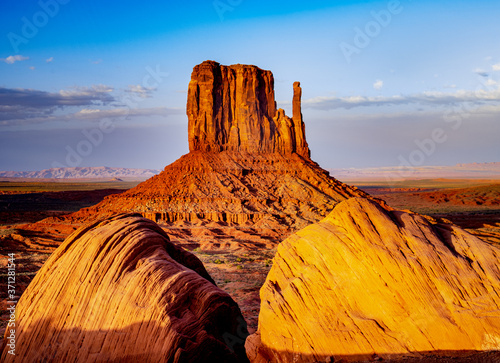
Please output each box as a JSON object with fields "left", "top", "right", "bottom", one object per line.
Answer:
{"left": 1, "top": 214, "right": 249, "bottom": 362}
{"left": 187, "top": 60, "right": 309, "bottom": 157}
{"left": 248, "top": 197, "right": 500, "bottom": 362}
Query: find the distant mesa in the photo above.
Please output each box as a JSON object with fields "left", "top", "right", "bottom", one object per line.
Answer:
{"left": 456, "top": 162, "right": 500, "bottom": 168}
{"left": 1, "top": 214, "right": 249, "bottom": 362}
{"left": 329, "top": 162, "right": 500, "bottom": 181}
{"left": 247, "top": 197, "right": 500, "bottom": 362}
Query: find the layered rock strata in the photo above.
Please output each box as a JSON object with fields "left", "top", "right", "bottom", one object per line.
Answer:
{"left": 1, "top": 214, "right": 249, "bottom": 362}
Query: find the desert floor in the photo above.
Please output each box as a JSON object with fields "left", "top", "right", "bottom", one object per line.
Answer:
{"left": 1, "top": 178, "right": 499, "bottom": 361}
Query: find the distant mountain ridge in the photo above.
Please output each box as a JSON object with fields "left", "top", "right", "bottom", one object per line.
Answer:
{"left": 329, "top": 162, "right": 500, "bottom": 181}
{"left": 0, "top": 167, "right": 161, "bottom": 179}
{"left": 3, "top": 162, "right": 498, "bottom": 181}
{"left": 455, "top": 161, "right": 500, "bottom": 168}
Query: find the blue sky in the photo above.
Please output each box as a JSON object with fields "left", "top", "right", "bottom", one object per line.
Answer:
{"left": 1, "top": 0, "right": 499, "bottom": 171}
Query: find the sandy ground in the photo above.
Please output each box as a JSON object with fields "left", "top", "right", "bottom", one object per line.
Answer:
{"left": 1, "top": 179, "right": 499, "bottom": 361}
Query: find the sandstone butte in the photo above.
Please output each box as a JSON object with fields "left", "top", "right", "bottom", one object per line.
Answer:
{"left": 57, "top": 60, "right": 372, "bottom": 249}
{"left": 247, "top": 197, "right": 500, "bottom": 362}
{"left": 1, "top": 214, "right": 249, "bottom": 362}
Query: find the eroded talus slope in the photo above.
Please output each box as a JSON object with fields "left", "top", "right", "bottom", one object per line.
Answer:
{"left": 71, "top": 151, "right": 368, "bottom": 231}
{"left": 248, "top": 197, "right": 500, "bottom": 362}
{"left": 1, "top": 214, "right": 249, "bottom": 362}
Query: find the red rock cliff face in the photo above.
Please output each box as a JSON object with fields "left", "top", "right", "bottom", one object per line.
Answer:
{"left": 187, "top": 60, "right": 310, "bottom": 158}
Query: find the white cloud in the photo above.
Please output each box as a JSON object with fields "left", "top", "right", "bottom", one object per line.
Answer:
{"left": 0, "top": 85, "right": 186, "bottom": 129}
{"left": 0, "top": 106, "right": 184, "bottom": 128}
{"left": 486, "top": 79, "right": 498, "bottom": 86}
{"left": 73, "top": 107, "right": 181, "bottom": 120}
{"left": 126, "top": 84, "right": 156, "bottom": 98}
{"left": 1, "top": 55, "right": 29, "bottom": 64}
{"left": 373, "top": 80, "right": 384, "bottom": 90}
{"left": 78, "top": 108, "right": 101, "bottom": 114}
{"left": 46, "top": 57, "right": 54, "bottom": 63}
{"left": 493, "top": 63, "right": 500, "bottom": 71}
{"left": 93, "top": 84, "right": 113, "bottom": 93}
{"left": 59, "top": 84, "right": 114, "bottom": 98}
{"left": 0, "top": 85, "right": 115, "bottom": 109}
{"left": 303, "top": 86, "right": 500, "bottom": 110}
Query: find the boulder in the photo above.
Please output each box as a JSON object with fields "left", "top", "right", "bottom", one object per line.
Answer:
{"left": 248, "top": 197, "right": 500, "bottom": 362}
{"left": 1, "top": 214, "right": 249, "bottom": 362}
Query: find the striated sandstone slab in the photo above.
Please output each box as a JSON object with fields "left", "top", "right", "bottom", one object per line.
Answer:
{"left": 1, "top": 214, "right": 249, "bottom": 362}
{"left": 248, "top": 197, "right": 500, "bottom": 362}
